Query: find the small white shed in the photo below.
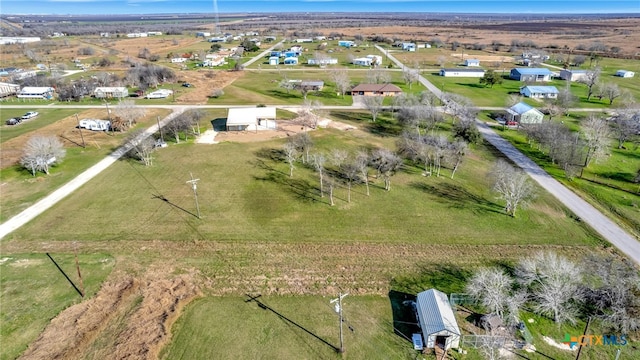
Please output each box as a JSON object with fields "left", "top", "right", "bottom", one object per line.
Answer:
{"left": 464, "top": 59, "right": 480, "bottom": 67}
{"left": 416, "top": 289, "right": 461, "bottom": 351}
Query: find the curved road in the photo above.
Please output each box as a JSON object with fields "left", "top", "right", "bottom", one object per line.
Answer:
{"left": 377, "top": 44, "right": 640, "bottom": 264}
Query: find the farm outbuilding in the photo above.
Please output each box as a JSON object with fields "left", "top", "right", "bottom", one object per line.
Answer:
{"left": 616, "top": 70, "right": 635, "bottom": 78}
{"left": 226, "top": 107, "right": 277, "bottom": 131}
{"left": 559, "top": 69, "right": 587, "bottom": 81}
{"left": 507, "top": 102, "right": 544, "bottom": 124}
{"left": 520, "top": 85, "right": 559, "bottom": 99}
{"left": 402, "top": 43, "right": 416, "bottom": 51}
{"left": 338, "top": 40, "right": 355, "bottom": 48}
{"left": 307, "top": 58, "right": 338, "bottom": 66}
{"left": 439, "top": 68, "right": 485, "bottom": 77}
{"left": 464, "top": 59, "right": 480, "bottom": 67}
{"left": 415, "top": 289, "right": 461, "bottom": 351}
{"left": 94, "top": 87, "right": 128, "bottom": 99}
{"left": 17, "top": 86, "right": 55, "bottom": 99}
{"left": 283, "top": 57, "right": 298, "bottom": 65}
{"left": 0, "top": 82, "right": 20, "bottom": 97}
{"left": 509, "top": 68, "right": 553, "bottom": 82}
{"left": 353, "top": 57, "right": 373, "bottom": 67}
{"left": 269, "top": 56, "right": 279, "bottom": 65}
{"left": 350, "top": 83, "right": 402, "bottom": 96}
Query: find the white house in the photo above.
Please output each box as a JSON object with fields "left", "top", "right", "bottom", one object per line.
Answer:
{"left": 145, "top": 89, "right": 173, "bottom": 99}
{"left": 353, "top": 57, "right": 373, "bottom": 67}
{"left": 416, "top": 289, "right": 461, "bottom": 351}
{"left": 94, "top": 87, "right": 128, "bottom": 99}
{"left": 616, "top": 70, "right": 635, "bottom": 78}
{"left": 269, "top": 56, "right": 280, "bottom": 65}
{"left": 520, "top": 85, "right": 559, "bottom": 99}
{"left": 295, "top": 38, "right": 313, "bottom": 43}
{"left": 0, "top": 82, "right": 20, "bottom": 97}
{"left": 226, "top": 107, "right": 277, "bottom": 131}
{"left": 559, "top": 69, "right": 587, "bottom": 81}
{"left": 366, "top": 54, "right": 383, "bottom": 65}
{"left": 307, "top": 58, "right": 338, "bottom": 66}
{"left": 464, "top": 59, "right": 480, "bottom": 67}
{"left": 507, "top": 102, "right": 544, "bottom": 124}
{"left": 17, "top": 86, "right": 55, "bottom": 99}
{"left": 439, "top": 68, "right": 485, "bottom": 77}
{"left": 0, "top": 37, "right": 41, "bottom": 45}
{"left": 171, "top": 58, "right": 188, "bottom": 63}
{"left": 126, "top": 33, "right": 148, "bottom": 38}
{"left": 147, "top": 31, "right": 162, "bottom": 36}
{"left": 402, "top": 43, "right": 416, "bottom": 51}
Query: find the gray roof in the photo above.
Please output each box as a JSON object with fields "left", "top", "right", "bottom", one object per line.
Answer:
{"left": 441, "top": 68, "right": 485, "bottom": 73}
{"left": 416, "top": 289, "right": 461, "bottom": 336}
{"left": 511, "top": 68, "right": 553, "bottom": 75}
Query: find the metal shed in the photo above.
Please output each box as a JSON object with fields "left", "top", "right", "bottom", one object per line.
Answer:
{"left": 226, "top": 107, "right": 277, "bottom": 131}
{"left": 416, "top": 289, "right": 461, "bottom": 351}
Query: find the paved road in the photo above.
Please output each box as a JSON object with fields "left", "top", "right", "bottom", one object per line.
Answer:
{"left": 0, "top": 108, "right": 186, "bottom": 240}
{"left": 378, "top": 45, "right": 640, "bottom": 264}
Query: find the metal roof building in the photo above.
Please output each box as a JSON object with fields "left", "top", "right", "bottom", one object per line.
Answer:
{"left": 226, "top": 107, "right": 277, "bottom": 131}
{"left": 509, "top": 68, "right": 553, "bottom": 82}
{"left": 416, "top": 289, "right": 461, "bottom": 350}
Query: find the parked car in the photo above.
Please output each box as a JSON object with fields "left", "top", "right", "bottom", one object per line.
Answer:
{"left": 21, "top": 111, "right": 39, "bottom": 120}
{"left": 182, "top": 83, "right": 193, "bottom": 88}
{"left": 6, "top": 118, "right": 21, "bottom": 125}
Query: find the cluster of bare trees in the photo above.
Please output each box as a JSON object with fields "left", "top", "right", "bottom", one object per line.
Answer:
{"left": 163, "top": 109, "right": 207, "bottom": 143}
{"left": 124, "top": 129, "right": 155, "bottom": 166}
{"left": 491, "top": 160, "right": 535, "bottom": 217}
{"left": 124, "top": 63, "right": 175, "bottom": 90}
{"left": 282, "top": 133, "right": 402, "bottom": 206}
{"left": 20, "top": 136, "right": 66, "bottom": 176}
{"left": 398, "top": 133, "right": 467, "bottom": 179}
{"left": 467, "top": 252, "right": 640, "bottom": 332}
{"left": 111, "top": 100, "right": 147, "bottom": 132}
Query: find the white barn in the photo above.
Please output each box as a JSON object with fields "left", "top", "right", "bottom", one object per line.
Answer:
{"left": 17, "top": 86, "right": 55, "bottom": 99}
{"left": 353, "top": 57, "right": 373, "bottom": 66}
{"left": 416, "top": 289, "right": 461, "bottom": 351}
{"left": 226, "top": 107, "right": 277, "bottom": 131}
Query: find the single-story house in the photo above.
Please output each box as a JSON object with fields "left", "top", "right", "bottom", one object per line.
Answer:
{"left": 416, "top": 289, "right": 461, "bottom": 351}
{"left": 439, "top": 68, "right": 485, "bottom": 77}
{"left": 559, "top": 69, "right": 587, "bottom": 81}
{"left": 299, "top": 80, "right": 324, "bottom": 91}
{"left": 270, "top": 51, "right": 282, "bottom": 57}
{"left": 284, "top": 51, "right": 297, "bottom": 58}
{"left": 171, "top": 58, "right": 188, "bottom": 63}
{"left": 464, "top": 59, "right": 480, "bottom": 67}
{"left": 0, "top": 82, "right": 20, "bottom": 97}
{"left": 290, "top": 45, "right": 304, "bottom": 54}
{"left": 616, "top": 70, "right": 635, "bottom": 78}
{"left": 295, "top": 38, "right": 313, "bottom": 43}
{"left": 307, "top": 58, "right": 338, "bottom": 66}
{"left": 507, "top": 102, "right": 544, "bottom": 124}
{"left": 145, "top": 89, "right": 173, "bottom": 99}
{"left": 208, "top": 37, "right": 227, "bottom": 43}
{"left": 350, "top": 83, "right": 402, "bottom": 96}
{"left": 283, "top": 57, "right": 298, "bottom": 65}
{"left": 269, "top": 56, "right": 279, "bottom": 65}
{"left": 196, "top": 32, "right": 211, "bottom": 38}
{"left": 94, "top": 87, "right": 128, "bottom": 99}
{"left": 520, "top": 85, "right": 559, "bottom": 99}
{"left": 226, "top": 107, "right": 277, "bottom": 131}
{"left": 338, "top": 40, "right": 356, "bottom": 48}
{"left": 509, "top": 68, "right": 553, "bottom": 82}
{"left": 126, "top": 33, "right": 148, "bottom": 38}
{"left": 353, "top": 57, "right": 373, "bottom": 67}
{"left": 366, "top": 55, "right": 383, "bottom": 65}
{"left": 17, "top": 86, "right": 55, "bottom": 99}
{"left": 402, "top": 43, "right": 416, "bottom": 52}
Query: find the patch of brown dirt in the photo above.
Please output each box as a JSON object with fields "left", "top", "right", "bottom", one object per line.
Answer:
{"left": 19, "top": 271, "right": 200, "bottom": 360}
{"left": 173, "top": 69, "right": 243, "bottom": 104}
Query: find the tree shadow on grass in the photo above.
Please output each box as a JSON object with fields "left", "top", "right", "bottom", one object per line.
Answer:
{"left": 411, "top": 181, "right": 504, "bottom": 215}
{"left": 266, "top": 89, "right": 300, "bottom": 99}
{"left": 253, "top": 168, "right": 321, "bottom": 204}
{"left": 366, "top": 117, "right": 403, "bottom": 138}
{"left": 390, "top": 264, "right": 472, "bottom": 295}
{"left": 456, "top": 82, "right": 485, "bottom": 89}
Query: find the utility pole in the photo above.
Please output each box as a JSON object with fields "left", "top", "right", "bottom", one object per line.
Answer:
{"left": 73, "top": 242, "right": 85, "bottom": 297}
{"left": 330, "top": 292, "right": 348, "bottom": 353}
{"left": 75, "top": 113, "right": 86, "bottom": 148}
{"left": 186, "top": 172, "right": 201, "bottom": 219}
{"left": 156, "top": 115, "right": 165, "bottom": 143}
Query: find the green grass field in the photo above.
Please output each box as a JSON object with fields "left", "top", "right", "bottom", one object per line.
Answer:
{"left": 1, "top": 108, "right": 79, "bottom": 143}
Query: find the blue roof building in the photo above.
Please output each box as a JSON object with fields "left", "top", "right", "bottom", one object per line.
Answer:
{"left": 520, "top": 85, "right": 559, "bottom": 99}
{"left": 506, "top": 102, "right": 544, "bottom": 124}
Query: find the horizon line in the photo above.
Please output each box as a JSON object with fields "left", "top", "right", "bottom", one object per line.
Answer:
{"left": 3, "top": 11, "right": 640, "bottom": 16}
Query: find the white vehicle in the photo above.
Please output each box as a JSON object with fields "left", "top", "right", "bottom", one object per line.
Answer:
{"left": 21, "top": 111, "right": 39, "bottom": 120}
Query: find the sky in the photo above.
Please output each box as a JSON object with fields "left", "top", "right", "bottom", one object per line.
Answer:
{"left": 1, "top": 0, "right": 639, "bottom": 15}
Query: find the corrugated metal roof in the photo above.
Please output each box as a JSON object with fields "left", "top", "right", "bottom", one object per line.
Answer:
{"left": 441, "top": 68, "right": 485, "bottom": 73}
{"left": 522, "top": 86, "right": 559, "bottom": 94}
{"left": 510, "top": 102, "right": 534, "bottom": 115}
{"left": 227, "top": 107, "right": 276, "bottom": 126}
{"left": 512, "top": 68, "right": 553, "bottom": 75}
{"left": 351, "top": 83, "right": 402, "bottom": 92}
{"left": 416, "top": 289, "right": 461, "bottom": 336}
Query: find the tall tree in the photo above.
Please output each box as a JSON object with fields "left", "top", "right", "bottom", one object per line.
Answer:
{"left": 124, "top": 129, "right": 155, "bottom": 166}
{"left": 365, "top": 68, "right": 391, "bottom": 84}
{"left": 291, "top": 132, "right": 313, "bottom": 164}
{"left": 113, "top": 100, "right": 146, "bottom": 130}
{"left": 466, "top": 268, "right": 524, "bottom": 324}
{"left": 312, "top": 153, "right": 326, "bottom": 197}
{"left": 578, "top": 67, "right": 601, "bottom": 101}
{"left": 355, "top": 150, "right": 371, "bottom": 196}
{"left": 370, "top": 148, "right": 403, "bottom": 191}
{"left": 20, "top": 136, "right": 66, "bottom": 176}
{"left": 582, "top": 115, "right": 610, "bottom": 168}
{"left": 402, "top": 67, "right": 420, "bottom": 89}
{"left": 329, "top": 69, "right": 350, "bottom": 98}
{"left": 612, "top": 106, "right": 640, "bottom": 149}
{"left": 363, "top": 96, "right": 384, "bottom": 122}
{"left": 479, "top": 69, "right": 502, "bottom": 88}
{"left": 492, "top": 159, "right": 535, "bottom": 217}
{"left": 283, "top": 142, "right": 297, "bottom": 177}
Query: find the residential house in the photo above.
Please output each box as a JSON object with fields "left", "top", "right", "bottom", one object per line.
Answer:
{"left": 196, "top": 32, "right": 211, "bottom": 38}
{"left": 145, "top": 89, "right": 173, "bottom": 99}
{"left": 171, "top": 58, "right": 188, "bottom": 63}
{"left": 284, "top": 51, "right": 297, "bottom": 58}
{"left": 616, "top": 70, "right": 635, "bottom": 78}
{"left": 283, "top": 57, "right": 298, "bottom": 65}
{"left": 226, "top": 107, "right": 277, "bottom": 131}
{"left": 366, "top": 55, "right": 383, "bottom": 66}
{"left": 290, "top": 45, "right": 304, "bottom": 55}
{"left": 352, "top": 57, "right": 373, "bottom": 67}
{"left": 559, "top": 69, "right": 587, "bottom": 81}
{"left": 295, "top": 38, "right": 313, "bottom": 43}
{"left": 415, "top": 289, "right": 461, "bottom": 351}
{"left": 439, "top": 68, "right": 485, "bottom": 77}
{"left": 506, "top": 102, "right": 544, "bottom": 125}
{"left": 350, "top": 83, "right": 402, "bottom": 96}
{"left": 464, "top": 59, "right": 480, "bottom": 67}
{"left": 94, "top": 87, "right": 129, "bottom": 99}
{"left": 307, "top": 58, "right": 338, "bottom": 66}
{"left": 509, "top": 68, "right": 553, "bottom": 82}
{"left": 402, "top": 43, "right": 416, "bottom": 52}
{"left": 338, "top": 40, "right": 356, "bottom": 48}
{"left": 126, "top": 33, "right": 148, "bottom": 38}
{"left": 299, "top": 81, "right": 324, "bottom": 91}
{"left": 270, "top": 51, "right": 282, "bottom": 57}
{"left": 520, "top": 85, "right": 559, "bottom": 99}
{"left": 17, "top": 86, "right": 55, "bottom": 99}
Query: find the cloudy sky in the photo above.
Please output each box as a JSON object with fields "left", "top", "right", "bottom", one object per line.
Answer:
{"left": 2, "top": 0, "right": 639, "bottom": 15}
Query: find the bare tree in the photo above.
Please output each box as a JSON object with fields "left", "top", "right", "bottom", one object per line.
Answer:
{"left": 612, "top": 105, "right": 640, "bottom": 149}
{"left": 370, "top": 148, "right": 403, "bottom": 191}
{"left": 365, "top": 68, "right": 391, "bottom": 84}
{"left": 466, "top": 268, "right": 524, "bottom": 324}
{"left": 283, "top": 142, "right": 297, "bottom": 177}
{"left": 355, "top": 150, "right": 371, "bottom": 196}
{"left": 113, "top": 100, "right": 146, "bottom": 130}
{"left": 436, "top": 55, "right": 447, "bottom": 67}
{"left": 578, "top": 67, "right": 601, "bottom": 101}
{"left": 492, "top": 159, "right": 535, "bottom": 217}
{"left": 312, "top": 153, "right": 326, "bottom": 197}
{"left": 329, "top": 68, "right": 350, "bottom": 98}
{"left": 598, "top": 82, "right": 622, "bottom": 105}
{"left": 402, "top": 67, "right": 419, "bottom": 90}
{"left": 363, "top": 96, "right": 384, "bottom": 122}
{"left": 278, "top": 78, "right": 296, "bottom": 94}
{"left": 582, "top": 114, "right": 610, "bottom": 167}
{"left": 555, "top": 84, "right": 577, "bottom": 115}
{"left": 541, "top": 101, "right": 562, "bottom": 121}
{"left": 291, "top": 132, "right": 313, "bottom": 164}
{"left": 20, "top": 136, "right": 66, "bottom": 176}
{"left": 447, "top": 140, "right": 468, "bottom": 179}
{"left": 515, "top": 252, "right": 582, "bottom": 325}
{"left": 124, "top": 129, "right": 155, "bottom": 166}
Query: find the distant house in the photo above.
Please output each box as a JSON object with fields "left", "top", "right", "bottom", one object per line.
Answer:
{"left": 269, "top": 56, "right": 279, "bottom": 65}
{"left": 283, "top": 57, "right": 298, "bottom": 65}
{"left": 559, "top": 69, "right": 587, "bottom": 81}
{"left": 366, "top": 55, "right": 383, "bottom": 65}
{"left": 126, "top": 33, "right": 148, "bottom": 38}
{"left": 208, "top": 37, "right": 227, "bottom": 43}
{"left": 147, "top": 31, "right": 162, "bottom": 36}
{"left": 94, "top": 87, "right": 128, "bottom": 99}
{"left": 352, "top": 57, "right": 373, "bottom": 67}
{"left": 145, "top": 89, "right": 173, "bottom": 99}
{"left": 270, "top": 51, "right": 282, "bottom": 57}
{"left": 338, "top": 40, "right": 356, "bottom": 48}
{"left": 464, "top": 59, "right": 480, "bottom": 67}
{"left": 350, "top": 83, "right": 402, "bottom": 96}
{"left": 507, "top": 102, "right": 544, "bottom": 124}
{"left": 415, "top": 289, "right": 461, "bottom": 351}
{"left": 196, "top": 32, "right": 211, "bottom": 38}
{"left": 616, "top": 70, "right": 635, "bottom": 78}
{"left": 290, "top": 45, "right": 304, "bottom": 54}
{"left": 0, "top": 82, "right": 20, "bottom": 97}
{"left": 299, "top": 80, "right": 324, "bottom": 91}
{"left": 226, "top": 107, "right": 277, "bottom": 131}
{"left": 402, "top": 43, "right": 416, "bottom": 52}
{"left": 520, "top": 85, "right": 559, "bottom": 99}
{"left": 284, "top": 51, "right": 297, "bottom": 58}
{"left": 295, "top": 38, "right": 313, "bottom": 43}
{"left": 307, "top": 58, "right": 338, "bottom": 66}
{"left": 510, "top": 68, "right": 553, "bottom": 82}
{"left": 439, "top": 68, "right": 485, "bottom": 77}
{"left": 171, "top": 58, "right": 188, "bottom": 63}
{"left": 17, "top": 86, "right": 54, "bottom": 99}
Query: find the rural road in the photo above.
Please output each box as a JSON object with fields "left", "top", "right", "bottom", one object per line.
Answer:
{"left": 377, "top": 45, "right": 640, "bottom": 264}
